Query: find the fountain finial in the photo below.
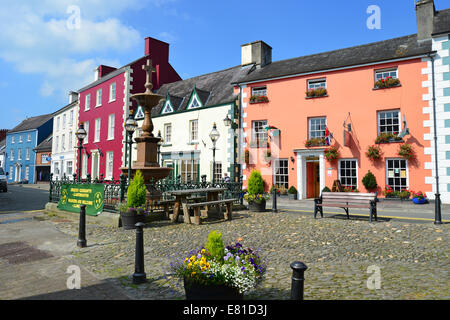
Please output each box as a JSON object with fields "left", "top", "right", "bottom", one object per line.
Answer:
{"left": 142, "top": 59, "right": 156, "bottom": 93}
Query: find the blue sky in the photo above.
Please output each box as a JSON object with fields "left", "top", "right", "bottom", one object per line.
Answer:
{"left": 0, "top": 0, "right": 447, "bottom": 130}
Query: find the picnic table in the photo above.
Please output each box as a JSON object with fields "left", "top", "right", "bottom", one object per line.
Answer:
{"left": 166, "top": 187, "right": 226, "bottom": 223}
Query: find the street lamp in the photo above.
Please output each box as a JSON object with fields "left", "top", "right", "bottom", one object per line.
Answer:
{"left": 223, "top": 114, "right": 232, "bottom": 127}
{"left": 209, "top": 122, "right": 220, "bottom": 184}
{"left": 125, "top": 113, "right": 138, "bottom": 184}
{"left": 75, "top": 123, "right": 87, "bottom": 183}
{"left": 157, "top": 130, "right": 164, "bottom": 165}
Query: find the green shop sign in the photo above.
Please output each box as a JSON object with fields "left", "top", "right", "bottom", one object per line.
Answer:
{"left": 58, "top": 184, "right": 105, "bottom": 216}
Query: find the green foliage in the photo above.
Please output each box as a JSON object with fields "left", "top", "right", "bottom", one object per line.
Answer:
{"left": 248, "top": 170, "right": 264, "bottom": 195}
{"left": 118, "top": 202, "right": 129, "bottom": 213}
{"left": 362, "top": 170, "right": 378, "bottom": 190}
{"left": 288, "top": 186, "right": 297, "bottom": 194}
{"left": 127, "top": 170, "right": 147, "bottom": 208}
{"left": 322, "top": 186, "right": 331, "bottom": 192}
{"left": 205, "top": 231, "right": 225, "bottom": 263}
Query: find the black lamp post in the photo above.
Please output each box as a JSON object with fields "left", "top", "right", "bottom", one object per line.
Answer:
{"left": 125, "top": 113, "right": 138, "bottom": 184}
{"left": 75, "top": 123, "right": 87, "bottom": 183}
{"left": 157, "top": 130, "right": 164, "bottom": 166}
{"left": 209, "top": 122, "right": 220, "bottom": 184}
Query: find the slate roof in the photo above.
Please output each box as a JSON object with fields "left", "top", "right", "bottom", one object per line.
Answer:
{"left": 432, "top": 8, "right": 450, "bottom": 36}
{"left": 0, "top": 138, "right": 5, "bottom": 150}
{"left": 233, "top": 34, "right": 433, "bottom": 84}
{"left": 53, "top": 100, "right": 78, "bottom": 116}
{"left": 9, "top": 113, "right": 54, "bottom": 134}
{"left": 34, "top": 134, "right": 52, "bottom": 152}
{"left": 152, "top": 66, "right": 247, "bottom": 117}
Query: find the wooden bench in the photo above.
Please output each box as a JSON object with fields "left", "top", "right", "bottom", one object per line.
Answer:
{"left": 314, "top": 192, "right": 377, "bottom": 222}
{"left": 181, "top": 199, "right": 237, "bottom": 225}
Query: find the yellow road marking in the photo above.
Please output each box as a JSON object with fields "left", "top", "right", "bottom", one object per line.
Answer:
{"left": 0, "top": 209, "right": 44, "bottom": 214}
{"left": 279, "top": 208, "right": 449, "bottom": 222}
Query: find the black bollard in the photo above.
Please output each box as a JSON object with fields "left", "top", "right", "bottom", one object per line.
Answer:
{"left": 132, "top": 222, "right": 146, "bottom": 284}
{"left": 77, "top": 205, "right": 87, "bottom": 248}
{"left": 272, "top": 186, "right": 278, "bottom": 213}
{"left": 290, "top": 261, "right": 308, "bottom": 300}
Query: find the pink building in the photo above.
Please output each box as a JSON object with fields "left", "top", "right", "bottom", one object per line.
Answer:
{"left": 77, "top": 37, "right": 181, "bottom": 180}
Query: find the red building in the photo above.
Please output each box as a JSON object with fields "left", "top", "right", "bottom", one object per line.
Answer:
{"left": 77, "top": 37, "right": 181, "bottom": 180}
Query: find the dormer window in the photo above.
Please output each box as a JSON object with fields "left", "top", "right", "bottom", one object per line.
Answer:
{"left": 188, "top": 94, "right": 201, "bottom": 109}
{"left": 162, "top": 99, "right": 174, "bottom": 114}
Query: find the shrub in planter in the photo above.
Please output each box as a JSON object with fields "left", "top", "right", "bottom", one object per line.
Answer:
{"left": 121, "top": 170, "right": 147, "bottom": 229}
{"left": 362, "top": 170, "right": 378, "bottom": 191}
{"left": 288, "top": 186, "right": 298, "bottom": 200}
{"left": 245, "top": 170, "right": 269, "bottom": 211}
{"left": 322, "top": 186, "right": 331, "bottom": 193}
{"left": 170, "top": 230, "right": 266, "bottom": 300}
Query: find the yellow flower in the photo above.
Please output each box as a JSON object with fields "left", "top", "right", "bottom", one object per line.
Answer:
{"left": 194, "top": 261, "right": 199, "bottom": 266}
{"left": 189, "top": 256, "right": 195, "bottom": 262}
{"left": 206, "top": 262, "right": 210, "bottom": 268}
{"left": 201, "top": 249, "right": 206, "bottom": 254}
{"left": 191, "top": 272, "right": 196, "bottom": 277}
{"left": 184, "top": 258, "right": 188, "bottom": 263}
{"left": 201, "top": 266, "right": 206, "bottom": 271}
{"left": 187, "top": 263, "right": 192, "bottom": 268}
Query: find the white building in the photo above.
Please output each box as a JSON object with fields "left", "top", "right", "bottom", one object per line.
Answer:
{"left": 50, "top": 92, "right": 79, "bottom": 180}
{"left": 132, "top": 66, "right": 246, "bottom": 182}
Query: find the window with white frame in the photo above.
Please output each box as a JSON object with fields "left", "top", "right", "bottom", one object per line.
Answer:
{"left": 180, "top": 159, "right": 199, "bottom": 183}
{"left": 69, "top": 132, "right": 73, "bottom": 150}
{"left": 213, "top": 162, "right": 222, "bottom": 182}
{"left": 339, "top": 159, "right": 358, "bottom": 189}
{"left": 11, "top": 136, "right": 15, "bottom": 144}
{"left": 41, "top": 154, "right": 49, "bottom": 164}
{"left": 308, "top": 117, "right": 326, "bottom": 138}
{"left": 84, "top": 121, "right": 89, "bottom": 144}
{"left": 63, "top": 114, "right": 66, "bottom": 130}
{"left": 386, "top": 158, "right": 408, "bottom": 192}
{"left": 10, "top": 149, "right": 14, "bottom": 160}
{"left": 307, "top": 79, "right": 326, "bottom": 90}
{"left": 66, "top": 161, "right": 73, "bottom": 175}
{"left": 375, "top": 68, "right": 398, "bottom": 81}
{"left": 27, "top": 133, "right": 31, "bottom": 141}
{"left": 96, "top": 89, "right": 102, "bottom": 107}
{"left": 18, "top": 148, "right": 22, "bottom": 160}
{"left": 61, "top": 134, "right": 65, "bottom": 151}
{"left": 25, "top": 166, "right": 29, "bottom": 180}
{"left": 109, "top": 82, "right": 116, "bottom": 102}
{"left": 82, "top": 154, "right": 88, "bottom": 177}
{"left": 108, "top": 114, "right": 115, "bottom": 140}
{"left": 251, "top": 86, "right": 267, "bottom": 97}
{"left": 26, "top": 148, "right": 30, "bottom": 160}
{"left": 57, "top": 117, "right": 60, "bottom": 131}
{"left": 164, "top": 123, "right": 172, "bottom": 144}
{"left": 55, "top": 136, "right": 59, "bottom": 152}
{"left": 69, "top": 110, "right": 74, "bottom": 125}
{"left": 106, "top": 152, "right": 114, "bottom": 179}
{"left": 54, "top": 162, "right": 60, "bottom": 175}
{"left": 188, "top": 94, "right": 201, "bottom": 109}
{"left": 94, "top": 118, "right": 101, "bottom": 142}
{"left": 9, "top": 166, "right": 13, "bottom": 179}
{"left": 273, "top": 159, "right": 289, "bottom": 189}
{"left": 189, "top": 120, "right": 198, "bottom": 142}
{"left": 252, "top": 120, "right": 267, "bottom": 146}
{"left": 378, "top": 110, "right": 400, "bottom": 134}
{"left": 19, "top": 135, "right": 23, "bottom": 143}
{"left": 85, "top": 94, "right": 91, "bottom": 111}
{"left": 162, "top": 100, "right": 174, "bottom": 114}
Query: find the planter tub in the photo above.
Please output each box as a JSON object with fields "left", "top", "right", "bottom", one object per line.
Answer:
{"left": 248, "top": 199, "right": 266, "bottom": 212}
{"left": 288, "top": 193, "right": 297, "bottom": 200}
{"left": 184, "top": 278, "right": 243, "bottom": 300}
{"left": 120, "top": 208, "right": 138, "bottom": 230}
{"left": 412, "top": 197, "right": 427, "bottom": 204}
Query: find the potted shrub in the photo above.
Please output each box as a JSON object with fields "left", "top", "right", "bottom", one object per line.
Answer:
{"left": 322, "top": 186, "right": 331, "bottom": 194}
{"left": 324, "top": 146, "right": 339, "bottom": 161}
{"left": 411, "top": 191, "right": 427, "bottom": 204}
{"left": 170, "top": 230, "right": 266, "bottom": 300}
{"left": 288, "top": 186, "right": 298, "bottom": 200}
{"left": 278, "top": 185, "right": 287, "bottom": 196}
{"left": 362, "top": 170, "right": 378, "bottom": 191}
{"left": 398, "top": 143, "right": 415, "bottom": 160}
{"left": 244, "top": 170, "right": 269, "bottom": 212}
{"left": 120, "top": 170, "right": 147, "bottom": 229}
{"left": 366, "top": 145, "right": 382, "bottom": 161}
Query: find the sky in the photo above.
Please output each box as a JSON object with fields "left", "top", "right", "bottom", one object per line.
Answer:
{"left": 0, "top": 0, "right": 448, "bottom": 130}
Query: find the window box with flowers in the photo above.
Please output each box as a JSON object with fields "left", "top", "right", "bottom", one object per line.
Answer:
{"left": 382, "top": 186, "right": 410, "bottom": 201}
{"left": 305, "top": 137, "right": 327, "bottom": 147}
{"left": 249, "top": 95, "right": 269, "bottom": 104}
{"left": 398, "top": 143, "right": 415, "bottom": 160}
{"left": 324, "top": 146, "right": 339, "bottom": 161}
{"left": 375, "top": 132, "right": 403, "bottom": 144}
{"left": 373, "top": 76, "right": 401, "bottom": 89}
{"left": 305, "top": 88, "right": 328, "bottom": 98}
{"left": 366, "top": 145, "right": 382, "bottom": 161}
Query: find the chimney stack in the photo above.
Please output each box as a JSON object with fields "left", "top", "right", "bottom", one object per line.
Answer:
{"left": 241, "top": 41, "right": 272, "bottom": 68}
{"left": 69, "top": 91, "right": 79, "bottom": 104}
{"left": 415, "top": 0, "right": 435, "bottom": 40}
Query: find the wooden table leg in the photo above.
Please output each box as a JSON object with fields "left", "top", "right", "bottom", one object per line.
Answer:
{"left": 171, "top": 196, "right": 182, "bottom": 222}
{"left": 182, "top": 203, "right": 191, "bottom": 224}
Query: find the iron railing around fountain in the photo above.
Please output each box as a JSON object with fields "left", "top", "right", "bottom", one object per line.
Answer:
{"left": 49, "top": 173, "right": 244, "bottom": 213}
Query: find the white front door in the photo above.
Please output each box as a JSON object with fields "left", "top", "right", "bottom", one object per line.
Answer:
{"left": 15, "top": 165, "right": 21, "bottom": 182}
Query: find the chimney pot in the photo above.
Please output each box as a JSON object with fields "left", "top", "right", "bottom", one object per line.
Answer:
{"left": 241, "top": 41, "right": 272, "bottom": 68}
{"left": 415, "top": 0, "right": 435, "bottom": 40}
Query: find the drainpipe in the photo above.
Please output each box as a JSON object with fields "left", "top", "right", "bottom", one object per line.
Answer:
{"left": 428, "top": 52, "right": 442, "bottom": 224}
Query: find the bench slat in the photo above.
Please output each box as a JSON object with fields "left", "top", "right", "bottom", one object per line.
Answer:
{"left": 322, "top": 199, "right": 373, "bottom": 204}
{"left": 186, "top": 199, "right": 237, "bottom": 208}
{"left": 322, "top": 192, "right": 376, "bottom": 197}
{"left": 318, "top": 203, "right": 371, "bottom": 209}
{"left": 321, "top": 195, "right": 376, "bottom": 200}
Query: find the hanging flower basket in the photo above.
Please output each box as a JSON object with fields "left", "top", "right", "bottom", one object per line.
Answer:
{"left": 398, "top": 143, "right": 415, "bottom": 160}
{"left": 324, "top": 146, "right": 339, "bottom": 161}
{"left": 244, "top": 149, "right": 250, "bottom": 164}
{"left": 366, "top": 145, "right": 382, "bottom": 161}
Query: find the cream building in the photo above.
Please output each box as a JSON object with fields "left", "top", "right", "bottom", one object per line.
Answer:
{"left": 50, "top": 91, "right": 79, "bottom": 180}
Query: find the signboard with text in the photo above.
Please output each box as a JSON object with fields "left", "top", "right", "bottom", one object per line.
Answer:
{"left": 57, "top": 184, "right": 105, "bottom": 216}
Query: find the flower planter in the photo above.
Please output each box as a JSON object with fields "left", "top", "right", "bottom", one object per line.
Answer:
{"left": 183, "top": 277, "right": 243, "bottom": 300}
{"left": 412, "top": 197, "right": 427, "bottom": 204}
{"left": 248, "top": 199, "right": 266, "bottom": 212}
{"left": 288, "top": 193, "right": 297, "bottom": 200}
{"left": 120, "top": 208, "right": 139, "bottom": 230}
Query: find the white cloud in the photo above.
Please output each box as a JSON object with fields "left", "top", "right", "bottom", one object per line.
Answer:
{"left": 0, "top": 0, "right": 175, "bottom": 99}
{"left": 157, "top": 31, "right": 177, "bottom": 43}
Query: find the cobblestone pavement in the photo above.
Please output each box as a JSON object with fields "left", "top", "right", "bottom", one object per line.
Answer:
{"left": 40, "top": 210, "right": 449, "bottom": 300}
